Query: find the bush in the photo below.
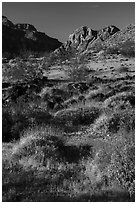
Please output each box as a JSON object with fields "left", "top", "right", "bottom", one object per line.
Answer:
{"left": 2, "top": 99, "right": 52, "bottom": 142}
{"left": 107, "top": 130, "right": 135, "bottom": 197}
{"left": 2, "top": 108, "right": 13, "bottom": 142}
{"left": 54, "top": 105, "right": 101, "bottom": 126}
{"left": 40, "top": 48, "right": 77, "bottom": 68}
{"left": 92, "top": 109, "right": 134, "bottom": 135}
{"left": 86, "top": 88, "right": 106, "bottom": 102}
{"left": 84, "top": 129, "right": 135, "bottom": 198}
{"left": 119, "top": 40, "right": 135, "bottom": 58}
{"left": 103, "top": 91, "right": 135, "bottom": 111}
{"left": 11, "top": 126, "right": 65, "bottom": 168}
{"left": 106, "top": 40, "right": 135, "bottom": 58}
{"left": 106, "top": 47, "right": 119, "bottom": 55}
{"left": 3, "top": 58, "right": 43, "bottom": 82}
{"left": 68, "top": 59, "right": 89, "bottom": 82}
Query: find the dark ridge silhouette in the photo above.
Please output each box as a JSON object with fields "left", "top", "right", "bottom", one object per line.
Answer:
{"left": 2, "top": 16, "right": 62, "bottom": 57}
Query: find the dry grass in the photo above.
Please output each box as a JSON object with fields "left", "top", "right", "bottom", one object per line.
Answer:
{"left": 2, "top": 48, "right": 135, "bottom": 201}
{"left": 54, "top": 104, "right": 101, "bottom": 127}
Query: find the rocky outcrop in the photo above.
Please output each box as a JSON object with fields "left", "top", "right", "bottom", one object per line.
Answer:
{"left": 103, "top": 24, "right": 135, "bottom": 47}
{"left": 2, "top": 16, "right": 14, "bottom": 28}
{"left": 55, "top": 25, "right": 120, "bottom": 54}
{"left": 2, "top": 16, "right": 62, "bottom": 57}
{"left": 15, "top": 23, "right": 37, "bottom": 32}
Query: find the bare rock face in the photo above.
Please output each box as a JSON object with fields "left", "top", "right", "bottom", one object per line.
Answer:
{"left": 55, "top": 25, "right": 120, "bottom": 54}
{"left": 15, "top": 23, "right": 37, "bottom": 32}
{"left": 97, "top": 25, "right": 120, "bottom": 41}
{"left": 2, "top": 16, "right": 62, "bottom": 57}
{"left": 103, "top": 24, "right": 135, "bottom": 47}
{"left": 66, "top": 26, "right": 97, "bottom": 51}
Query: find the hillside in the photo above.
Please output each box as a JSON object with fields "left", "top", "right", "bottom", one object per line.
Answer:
{"left": 91, "top": 24, "right": 135, "bottom": 55}
{"left": 2, "top": 16, "right": 62, "bottom": 58}
{"left": 2, "top": 22, "right": 135, "bottom": 202}
{"left": 54, "top": 24, "right": 135, "bottom": 61}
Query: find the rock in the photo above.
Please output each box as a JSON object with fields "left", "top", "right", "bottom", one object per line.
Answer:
{"left": 102, "top": 24, "right": 135, "bottom": 49}
{"left": 15, "top": 23, "right": 37, "bottom": 32}
{"left": 55, "top": 25, "right": 120, "bottom": 54}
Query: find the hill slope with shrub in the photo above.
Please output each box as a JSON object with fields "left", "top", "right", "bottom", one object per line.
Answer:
{"left": 2, "top": 22, "right": 135, "bottom": 201}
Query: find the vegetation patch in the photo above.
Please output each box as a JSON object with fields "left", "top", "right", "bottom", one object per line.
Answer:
{"left": 54, "top": 105, "right": 101, "bottom": 126}
{"left": 103, "top": 91, "right": 135, "bottom": 111}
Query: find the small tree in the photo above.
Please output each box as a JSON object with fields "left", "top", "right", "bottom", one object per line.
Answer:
{"left": 68, "top": 58, "right": 89, "bottom": 82}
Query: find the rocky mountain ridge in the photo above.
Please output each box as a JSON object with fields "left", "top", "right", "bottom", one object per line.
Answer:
{"left": 15, "top": 23, "right": 37, "bottom": 32}
{"left": 103, "top": 24, "right": 135, "bottom": 47}
{"left": 2, "top": 16, "right": 62, "bottom": 57}
{"left": 55, "top": 25, "right": 120, "bottom": 54}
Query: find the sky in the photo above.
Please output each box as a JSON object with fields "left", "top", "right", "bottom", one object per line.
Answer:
{"left": 2, "top": 2, "right": 135, "bottom": 43}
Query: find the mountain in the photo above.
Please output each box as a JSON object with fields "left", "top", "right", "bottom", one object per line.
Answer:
{"left": 102, "top": 24, "right": 135, "bottom": 48}
{"left": 2, "top": 16, "right": 62, "bottom": 57}
{"left": 54, "top": 25, "right": 120, "bottom": 54}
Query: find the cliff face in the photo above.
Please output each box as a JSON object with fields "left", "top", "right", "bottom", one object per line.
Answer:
{"left": 55, "top": 25, "right": 120, "bottom": 54}
{"left": 2, "top": 16, "right": 62, "bottom": 57}
{"left": 15, "top": 23, "right": 37, "bottom": 32}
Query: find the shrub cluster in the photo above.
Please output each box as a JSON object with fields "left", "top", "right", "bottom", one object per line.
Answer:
{"left": 68, "top": 59, "right": 89, "bottom": 82}
{"left": 106, "top": 40, "right": 135, "bottom": 58}
{"left": 2, "top": 99, "right": 52, "bottom": 142}
{"left": 54, "top": 105, "right": 101, "bottom": 126}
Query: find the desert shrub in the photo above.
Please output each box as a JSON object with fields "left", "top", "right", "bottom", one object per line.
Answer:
{"left": 83, "top": 129, "right": 135, "bottom": 198}
{"left": 106, "top": 40, "right": 135, "bottom": 58}
{"left": 107, "top": 130, "right": 135, "bottom": 197}
{"left": 2, "top": 108, "right": 13, "bottom": 142}
{"left": 62, "top": 97, "right": 78, "bottom": 109}
{"left": 92, "top": 108, "right": 134, "bottom": 136}
{"left": 44, "top": 52, "right": 58, "bottom": 67}
{"left": 106, "top": 47, "right": 119, "bottom": 55}
{"left": 41, "top": 47, "right": 77, "bottom": 68}
{"left": 12, "top": 127, "right": 64, "bottom": 167}
{"left": 119, "top": 40, "right": 135, "bottom": 58}
{"left": 3, "top": 59, "right": 40, "bottom": 82}
{"left": 58, "top": 47, "right": 77, "bottom": 62}
{"left": 2, "top": 105, "right": 29, "bottom": 142}
{"left": 78, "top": 54, "right": 89, "bottom": 63}
{"left": 103, "top": 91, "right": 135, "bottom": 111}
{"left": 54, "top": 105, "right": 101, "bottom": 126}
{"left": 86, "top": 88, "right": 107, "bottom": 102}
{"left": 2, "top": 99, "right": 53, "bottom": 142}
{"left": 68, "top": 59, "right": 89, "bottom": 82}
{"left": 3, "top": 124, "right": 135, "bottom": 201}
{"left": 92, "top": 43, "right": 105, "bottom": 53}
{"left": 118, "top": 85, "right": 135, "bottom": 93}
{"left": 11, "top": 125, "right": 89, "bottom": 166}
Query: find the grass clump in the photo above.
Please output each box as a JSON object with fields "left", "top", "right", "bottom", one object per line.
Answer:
{"left": 86, "top": 88, "right": 107, "bottom": 102}
{"left": 2, "top": 99, "right": 52, "bottom": 142}
{"left": 92, "top": 108, "right": 134, "bottom": 135}
{"left": 11, "top": 126, "right": 65, "bottom": 169}
{"left": 54, "top": 105, "right": 101, "bottom": 127}
{"left": 103, "top": 91, "right": 135, "bottom": 111}
{"left": 107, "top": 129, "right": 135, "bottom": 197}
